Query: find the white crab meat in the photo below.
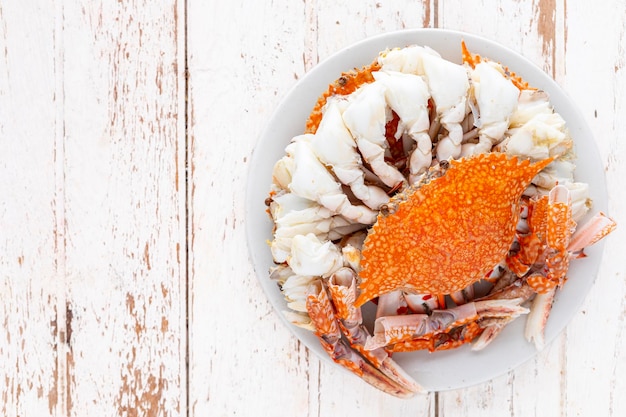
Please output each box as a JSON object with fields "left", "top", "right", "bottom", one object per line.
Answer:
{"left": 269, "top": 192, "right": 364, "bottom": 263}
{"left": 525, "top": 288, "right": 556, "bottom": 350}
{"left": 497, "top": 89, "right": 573, "bottom": 160}
{"left": 269, "top": 265, "right": 317, "bottom": 314}
{"left": 288, "top": 233, "right": 343, "bottom": 278}
{"left": 379, "top": 46, "right": 470, "bottom": 158}
{"left": 373, "top": 70, "right": 433, "bottom": 180}
{"left": 312, "top": 98, "right": 390, "bottom": 209}
{"left": 286, "top": 135, "right": 378, "bottom": 224}
{"left": 421, "top": 52, "right": 470, "bottom": 148}
{"left": 339, "top": 231, "right": 367, "bottom": 272}
{"left": 469, "top": 61, "right": 520, "bottom": 154}
{"left": 271, "top": 154, "right": 295, "bottom": 192}
{"left": 342, "top": 81, "right": 406, "bottom": 188}
{"left": 377, "top": 45, "right": 440, "bottom": 74}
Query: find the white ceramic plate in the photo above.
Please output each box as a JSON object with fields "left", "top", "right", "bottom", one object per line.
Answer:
{"left": 245, "top": 29, "right": 608, "bottom": 391}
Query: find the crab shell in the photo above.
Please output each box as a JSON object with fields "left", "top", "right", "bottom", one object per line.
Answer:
{"left": 355, "top": 152, "right": 553, "bottom": 307}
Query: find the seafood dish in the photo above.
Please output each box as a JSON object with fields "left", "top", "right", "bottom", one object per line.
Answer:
{"left": 262, "top": 39, "right": 616, "bottom": 397}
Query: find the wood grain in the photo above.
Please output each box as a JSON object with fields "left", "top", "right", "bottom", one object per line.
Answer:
{"left": 60, "top": 1, "right": 186, "bottom": 415}
{"left": 186, "top": 1, "right": 314, "bottom": 416}
{"left": 0, "top": 2, "right": 59, "bottom": 415}
{"left": 1, "top": 0, "right": 185, "bottom": 416}
{"left": 1, "top": 0, "right": 624, "bottom": 416}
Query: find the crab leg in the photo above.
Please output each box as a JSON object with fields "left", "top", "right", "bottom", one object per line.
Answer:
{"left": 568, "top": 211, "right": 617, "bottom": 255}
{"left": 305, "top": 280, "right": 418, "bottom": 397}
{"left": 365, "top": 298, "right": 528, "bottom": 352}
{"left": 471, "top": 279, "right": 536, "bottom": 350}
{"left": 403, "top": 292, "right": 441, "bottom": 314}
{"left": 450, "top": 284, "right": 476, "bottom": 306}
{"left": 524, "top": 285, "right": 556, "bottom": 350}
{"left": 525, "top": 210, "right": 616, "bottom": 349}
{"left": 327, "top": 268, "right": 424, "bottom": 394}
{"left": 525, "top": 185, "right": 573, "bottom": 293}
{"left": 471, "top": 316, "right": 518, "bottom": 351}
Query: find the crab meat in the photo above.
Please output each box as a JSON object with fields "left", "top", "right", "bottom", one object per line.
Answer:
{"left": 524, "top": 287, "right": 556, "bottom": 350}
{"left": 288, "top": 233, "right": 343, "bottom": 278}
{"left": 356, "top": 152, "right": 553, "bottom": 306}
{"left": 313, "top": 98, "right": 390, "bottom": 209}
{"left": 499, "top": 89, "right": 573, "bottom": 160}
{"left": 269, "top": 192, "right": 364, "bottom": 263}
{"left": 379, "top": 45, "right": 471, "bottom": 165}
{"left": 342, "top": 81, "right": 406, "bottom": 188}
{"left": 465, "top": 62, "right": 520, "bottom": 155}
{"left": 373, "top": 70, "right": 433, "bottom": 180}
{"left": 421, "top": 51, "right": 470, "bottom": 150}
{"left": 286, "top": 135, "right": 378, "bottom": 224}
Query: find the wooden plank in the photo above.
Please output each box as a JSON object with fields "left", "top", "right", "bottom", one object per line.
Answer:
{"left": 186, "top": 1, "right": 316, "bottom": 416}
{"left": 0, "top": 2, "right": 60, "bottom": 416}
{"left": 561, "top": 1, "right": 626, "bottom": 415}
{"left": 59, "top": 1, "right": 186, "bottom": 415}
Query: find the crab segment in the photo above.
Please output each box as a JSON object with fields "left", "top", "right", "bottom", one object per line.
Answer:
{"left": 356, "top": 153, "right": 553, "bottom": 307}
{"left": 366, "top": 298, "right": 528, "bottom": 352}
{"left": 306, "top": 275, "right": 423, "bottom": 397}
{"left": 513, "top": 185, "right": 575, "bottom": 294}
{"left": 327, "top": 268, "right": 424, "bottom": 394}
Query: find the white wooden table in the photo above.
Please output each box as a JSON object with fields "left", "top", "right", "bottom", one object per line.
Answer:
{"left": 1, "top": 1, "right": 624, "bottom": 415}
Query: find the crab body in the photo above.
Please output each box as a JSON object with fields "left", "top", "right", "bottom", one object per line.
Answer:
{"left": 356, "top": 153, "right": 553, "bottom": 306}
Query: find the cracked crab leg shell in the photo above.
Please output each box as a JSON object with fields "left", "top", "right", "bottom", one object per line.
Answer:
{"left": 327, "top": 268, "right": 424, "bottom": 394}
{"left": 305, "top": 280, "right": 416, "bottom": 398}
{"left": 545, "top": 185, "right": 573, "bottom": 286}
{"left": 547, "top": 185, "right": 573, "bottom": 251}
{"left": 403, "top": 292, "right": 441, "bottom": 314}
{"left": 526, "top": 185, "right": 574, "bottom": 293}
{"left": 365, "top": 302, "right": 479, "bottom": 351}
{"left": 471, "top": 316, "right": 517, "bottom": 351}
{"left": 471, "top": 279, "right": 536, "bottom": 351}
{"left": 375, "top": 290, "right": 409, "bottom": 318}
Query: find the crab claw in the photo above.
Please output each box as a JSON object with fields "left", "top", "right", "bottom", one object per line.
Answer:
{"left": 305, "top": 280, "right": 419, "bottom": 397}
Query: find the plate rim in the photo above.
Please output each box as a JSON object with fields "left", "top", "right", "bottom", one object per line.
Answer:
{"left": 245, "top": 28, "right": 609, "bottom": 392}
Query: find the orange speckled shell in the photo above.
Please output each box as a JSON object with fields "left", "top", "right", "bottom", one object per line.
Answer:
{"left": 355, "top": 153, "right": 553, "bottom": 307}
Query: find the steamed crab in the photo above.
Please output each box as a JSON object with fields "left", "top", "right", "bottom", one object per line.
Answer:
{"left": 266, "top": 42, "right": 616, "bottom": 397}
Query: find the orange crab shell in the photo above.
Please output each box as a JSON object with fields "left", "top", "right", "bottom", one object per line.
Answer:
{"left": 355, "top": 153, "right": 553, "bottom": 307}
